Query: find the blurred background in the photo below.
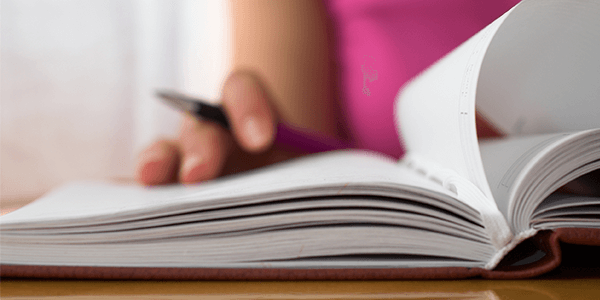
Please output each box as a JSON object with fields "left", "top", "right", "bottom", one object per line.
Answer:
{"left": 1, "top": 0, "right": 231, "bottom": 202}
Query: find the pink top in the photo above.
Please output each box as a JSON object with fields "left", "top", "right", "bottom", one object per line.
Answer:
{"left": 325, "top": 0, "right": 520, "bottom": 159}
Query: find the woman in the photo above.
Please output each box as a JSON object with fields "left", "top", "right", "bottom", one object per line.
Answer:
{"left": 136, "top": 0, "right": 517, "bottom": 186}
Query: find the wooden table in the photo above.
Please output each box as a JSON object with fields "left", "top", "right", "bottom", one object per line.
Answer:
{"left": 2, "top": 279, "right": 600, "bottom": 299}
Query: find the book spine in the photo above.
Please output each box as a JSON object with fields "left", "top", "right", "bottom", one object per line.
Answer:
{"left": 403, "top": 153, "right": 514, "bottom": 263}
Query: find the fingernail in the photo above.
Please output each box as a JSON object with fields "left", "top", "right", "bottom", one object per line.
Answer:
{"left": 244, "top": 116, "right": 269, "bottom": 149}
{"left": 181, "top": 155, "right": 204, "bottom": 179}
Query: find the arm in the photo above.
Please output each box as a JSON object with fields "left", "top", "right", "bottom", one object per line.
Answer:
{"left": 136, "top": 0, "right": 340, "bottom": 185}
{"left": 231, "top": 0, "right": 339, "bottom": 137}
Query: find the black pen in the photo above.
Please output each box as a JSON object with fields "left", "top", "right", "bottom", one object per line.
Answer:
{"left": 157, "top": 90, "right": 352, "bottom": 153}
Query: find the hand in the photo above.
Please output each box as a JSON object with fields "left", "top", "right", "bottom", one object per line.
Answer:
{"left": 135, "top": 71, "right": 303, "bottom": 185}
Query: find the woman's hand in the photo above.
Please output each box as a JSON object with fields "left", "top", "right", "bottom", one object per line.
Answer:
{"left": 135, "top": 71, "right": 302, "bottom": 185}
{"left": 136, "top": 1, "right": 338, "bottom": 185}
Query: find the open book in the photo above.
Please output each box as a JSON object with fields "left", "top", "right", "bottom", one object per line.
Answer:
{"left": 2, "top": 0, "right": 600, "bottom": 279}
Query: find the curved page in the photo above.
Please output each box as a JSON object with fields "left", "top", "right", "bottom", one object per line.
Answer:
{"left": 397, "top": 5, "right": 515, "bottom": 201}
{"left": 477, "top": 0, "right": 600, "bottom": 135}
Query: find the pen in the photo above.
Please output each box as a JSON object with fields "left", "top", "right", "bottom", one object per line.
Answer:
{"left": 157, "top": 90, "right": 352, "bottom": 153}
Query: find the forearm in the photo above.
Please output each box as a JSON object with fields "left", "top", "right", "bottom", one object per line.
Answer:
{"left": 230, "top": 0, "right": 341, "bottom": 138}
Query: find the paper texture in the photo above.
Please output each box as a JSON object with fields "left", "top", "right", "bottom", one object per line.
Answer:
{"left": 477, "top": 0, "right": 600, "bottom": 135}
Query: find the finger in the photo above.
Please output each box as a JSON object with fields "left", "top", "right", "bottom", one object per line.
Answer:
{"left": 178, "top": 114, "right": 232, "bottom": 183}
{"left": 136, "top": 140, "right": 180, "bottom": 185}
{"left": 221, "top": 71, "right": 277, "bottom": 153}
{"left": 221, "top": 142, "right": 305, "bottom": 176}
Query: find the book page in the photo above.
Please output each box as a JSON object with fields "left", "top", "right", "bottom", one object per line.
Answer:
{"left": 480, "top": 129, "right": 600, "bottom": 232}
{"left": 479, "top": 133, "right": 571, "bottom": 220}
{"left": 2, "top": 150, "right": 501, "bottom": 269}
{"left": 397, "top": 6, "right": 515, "bottom": 206}
{"left": 0, "top": 150, "right": 465, "bottom": 228}
{"left": 477, "top": 0, "right": 600, "bottom": 136}
{"left": 532, "top": 193, "right": 600, "bottom": 229}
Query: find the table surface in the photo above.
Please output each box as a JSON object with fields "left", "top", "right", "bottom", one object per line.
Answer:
{"left": 2, "top": 198, "right": 600, "bottom": 299}
{"left": 2, "top": 279, "right": 600, "bottom": 299}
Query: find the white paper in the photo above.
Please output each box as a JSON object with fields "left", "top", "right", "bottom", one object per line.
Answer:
{"left": 0, "top": 150, "right": 468, "bottom": 227}
{"left": 397, "top": 7, "right": 514, "bottom": 203}
{"left": 477, "top": 0, "right": 600, "bottom": 136}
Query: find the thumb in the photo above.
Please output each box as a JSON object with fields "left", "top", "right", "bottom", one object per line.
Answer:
{"left": 221, "top": 71, "right": 277, "bottom": 153}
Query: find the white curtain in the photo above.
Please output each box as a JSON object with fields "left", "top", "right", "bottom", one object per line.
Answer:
{"left": 1, "top": 0, "right": 231, "bottom": 200}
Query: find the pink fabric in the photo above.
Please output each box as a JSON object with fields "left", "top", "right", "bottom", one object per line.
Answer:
{"left": 326, "top": 0, "right": 520, "bottom": 159}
